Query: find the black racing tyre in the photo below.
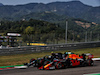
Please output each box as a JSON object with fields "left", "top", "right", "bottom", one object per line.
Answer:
{"left": 24, "top": 63, "right": 30, "bottom": 67}
{"left": 30, "top": 58, "right": 35, "bottom": 63}
{"left": 81, "top": 61, "right": 87, "bottom": 67}
{"left": 90, "top": 61, "right": 94, "bottom": 66}
{"left": 87, "top": 59, "right": 94, "bottom": 66}
{"left": 55, "top": 62, "right": 62, "bottom": 69}
{"left": 24, "top": 63, "right": 28, "bottom": 65}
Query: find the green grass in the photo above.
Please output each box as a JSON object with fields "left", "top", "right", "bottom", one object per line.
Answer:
{"left": 0, "top": 47, "right": 100, "bottom": 66}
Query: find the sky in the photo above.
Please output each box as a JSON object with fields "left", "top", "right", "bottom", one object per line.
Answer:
{"left": 0, "top": 0, "right": 100, "bottom": 7}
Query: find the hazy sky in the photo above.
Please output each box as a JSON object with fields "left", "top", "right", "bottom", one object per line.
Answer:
{"left": 0, "top": 0, "right": 100, "bottom": 7}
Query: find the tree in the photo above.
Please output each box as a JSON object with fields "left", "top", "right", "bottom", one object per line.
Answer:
{"left": 24, "top": 26, "right": 34, "bottom": 45}
{"left": 24, "top": 26, "right": 34, "bottom": 34}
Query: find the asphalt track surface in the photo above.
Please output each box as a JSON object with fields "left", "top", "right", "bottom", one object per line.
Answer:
{"left": 0, "top": 61, "right": 100, "bottom": 75}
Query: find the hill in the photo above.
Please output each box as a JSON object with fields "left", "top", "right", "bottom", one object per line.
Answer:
{"left": 21, "top": 12, "right": 67, "bottom": 22}
{"left": 0, "top": 1, "right": 99, "bottom": 23}
{"left": 0, "top": 3, "right": 3, "bottom": 6}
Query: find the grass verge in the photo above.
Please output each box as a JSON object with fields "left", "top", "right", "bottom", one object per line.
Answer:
{"left": 0, "top": 47, "right": 100, "bottom": 66}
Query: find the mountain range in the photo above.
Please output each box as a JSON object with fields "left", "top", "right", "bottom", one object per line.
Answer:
{"left": 0, "top": 3, "right": 3, "bottom": 6}
{"left": 0, "top": 1, "right": 100, "bottom": 23}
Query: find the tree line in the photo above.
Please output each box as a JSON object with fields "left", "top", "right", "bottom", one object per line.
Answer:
{"left": 0, "top": 18, "right": 100, "bottom": 45}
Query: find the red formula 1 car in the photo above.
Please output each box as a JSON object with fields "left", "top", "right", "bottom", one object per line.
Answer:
{"left": 38, "top": 52, "right": 94, "bottom": 70}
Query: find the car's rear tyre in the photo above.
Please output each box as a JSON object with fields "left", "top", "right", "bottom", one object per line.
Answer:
{"left": 81, "top": 61, "right": 87, "bottom": 67}
{"left": 87, "top": 59, "right": 94, "bottom": 66}
{"left": 90, "top": 61, "right": 94, "bottom": 66}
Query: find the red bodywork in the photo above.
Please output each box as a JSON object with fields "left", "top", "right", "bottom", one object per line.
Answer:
{"left": 38, "top": 53, "right": 94, "bottom": 70}
{"left": 70, "top": 59, "right": 80, "bottom": 66}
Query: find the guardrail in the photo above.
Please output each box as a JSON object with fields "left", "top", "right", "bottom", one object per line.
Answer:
{"left": 0, "top": 41, "right": 100, "bottom": 55}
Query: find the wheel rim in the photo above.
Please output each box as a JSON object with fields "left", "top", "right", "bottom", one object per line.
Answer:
{"left": 56, "top": 62, "right": 62, "bottom": 69}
